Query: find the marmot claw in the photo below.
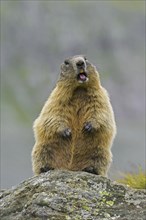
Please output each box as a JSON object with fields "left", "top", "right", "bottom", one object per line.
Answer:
{"left": 61, "top": 128, "right": 72, "bottom": 139}
{"left": 83, "top": 167, "right": 97, "bottom": 175}
{"left": 83, "top": 122, "right": 94, "bottom": 133}
{"left": 40, "top": 166, "right": 54, "bottom": 173}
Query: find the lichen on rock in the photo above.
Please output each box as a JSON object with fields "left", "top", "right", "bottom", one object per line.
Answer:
{"left": 0, "top": 170, "right": 146, "bottom": 220}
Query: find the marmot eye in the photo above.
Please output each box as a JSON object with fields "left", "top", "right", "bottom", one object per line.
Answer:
{"left": 64, "top": 60, "right": 70, "bottom": 65}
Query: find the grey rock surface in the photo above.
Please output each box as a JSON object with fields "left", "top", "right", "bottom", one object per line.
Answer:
{"left": 0, "top": 170, "right": 146, "bottom": 220}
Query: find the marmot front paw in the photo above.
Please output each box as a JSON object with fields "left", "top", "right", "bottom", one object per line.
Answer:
{"left": 61, "top": 128, "right": 72, "bottom": 139}
{"left": 83, "top": 122, "right": 95, "bottom": 133}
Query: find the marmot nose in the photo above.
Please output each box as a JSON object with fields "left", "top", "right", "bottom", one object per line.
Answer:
{"left": 76, "top": 60, "right": 85, "bottom": 68}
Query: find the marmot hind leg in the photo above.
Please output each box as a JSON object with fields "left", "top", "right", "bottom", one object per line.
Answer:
{"left": 32, "top": 144, "right": 54, "bottom": 175}
{"left": 93, "top": 149, "right": 112, "bottom": 177}
{"left": 83, "top": 161, "right": 110, "bottom": 177}
{"left": 82, "top": 148, "right": 112, "bottom": 177}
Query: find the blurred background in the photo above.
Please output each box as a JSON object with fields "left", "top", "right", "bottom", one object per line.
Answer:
{"left": 1, "top": 1, "right": 145, "bottom": 189}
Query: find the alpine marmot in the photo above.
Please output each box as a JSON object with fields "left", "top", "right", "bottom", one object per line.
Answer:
{"left": 32, "top": 55, "right": 116, "bottom": 176}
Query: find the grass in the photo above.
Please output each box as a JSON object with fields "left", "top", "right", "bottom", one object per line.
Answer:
{"left": 117, "top": 167, "right": 146, "bottom": 189}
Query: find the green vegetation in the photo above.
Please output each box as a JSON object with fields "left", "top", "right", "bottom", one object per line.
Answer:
{"left": 118, "top": 168, "right": 146, "bottom": 189}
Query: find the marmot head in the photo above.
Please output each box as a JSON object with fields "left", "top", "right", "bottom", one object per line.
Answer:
{"left": 60, "top": 55, "right": 99, "bottom": 85}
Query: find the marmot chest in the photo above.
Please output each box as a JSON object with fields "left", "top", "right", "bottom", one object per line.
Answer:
{"left": 70, "top": 88, "right": 92, "bottom": 128}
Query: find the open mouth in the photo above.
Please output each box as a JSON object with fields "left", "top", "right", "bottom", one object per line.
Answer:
{"left": 77, "top": 70, "right": 88, "bottom": 82}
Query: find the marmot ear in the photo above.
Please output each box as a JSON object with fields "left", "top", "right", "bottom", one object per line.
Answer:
{"left": 61, "top": 63, "right": 68, "bottom": 74}
{"left": 60, "top": 71, "right": 65, "bottom": 77}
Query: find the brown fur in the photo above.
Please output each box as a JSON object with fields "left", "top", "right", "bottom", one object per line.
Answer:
{"left": 32, "top": 55, "right": 116, "bottom": 176}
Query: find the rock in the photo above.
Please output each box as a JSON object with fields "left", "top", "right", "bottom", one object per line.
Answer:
{"left": 0, "top": 170, "right": 146, "bottom": 220}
